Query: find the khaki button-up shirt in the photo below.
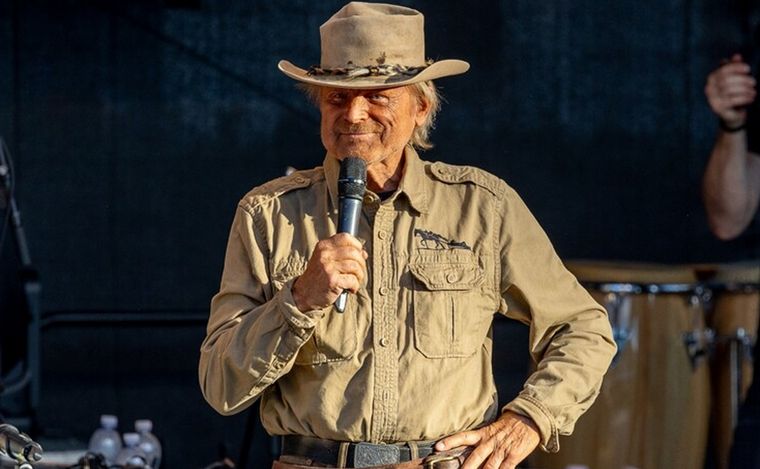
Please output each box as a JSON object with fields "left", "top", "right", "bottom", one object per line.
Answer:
{"left": 199, "top": 147, "right": 616, "bottom": 452}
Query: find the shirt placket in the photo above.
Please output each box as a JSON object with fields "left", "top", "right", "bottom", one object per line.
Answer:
{"left": 369, "top": 201, "right": 399, "bottom": 443}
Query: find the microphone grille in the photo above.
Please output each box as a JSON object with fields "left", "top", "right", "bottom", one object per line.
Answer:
{"left": 338, "top": 157, "right": 367, "bottom": 199}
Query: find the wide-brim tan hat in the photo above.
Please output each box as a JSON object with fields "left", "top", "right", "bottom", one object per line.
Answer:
{"left": 278, "top": 2, "right": 469, "bottom": 89}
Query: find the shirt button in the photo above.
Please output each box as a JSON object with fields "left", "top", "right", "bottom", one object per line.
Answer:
{"left": 377, "top": 231, "right": 388, "bottom": 240}
{"left": 379, "top": 337, "right": 389, "bottom": 347}
{"left": 446, "top": 272, "right": 458, "bottom": 283}
{"left": 379, "top": 286, "right": 389, "bottom": 295}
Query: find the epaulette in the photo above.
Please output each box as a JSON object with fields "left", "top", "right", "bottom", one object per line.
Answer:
{"left": 428, "top": 161, "right": 507, "bottom": 198}
{"left": 239, "top": 167, "right": 324, "bottom": 212}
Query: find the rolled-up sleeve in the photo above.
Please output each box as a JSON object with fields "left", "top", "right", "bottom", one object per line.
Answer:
{"left": 198, "top": 204, "right": 327, "bottom": 415}
{"left": 497, "top": 187, "right": 617, "bottom": 452}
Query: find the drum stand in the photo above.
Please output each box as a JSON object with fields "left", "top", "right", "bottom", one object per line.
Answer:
{"left": 725, "top": 327, "right": 754, "bottom": 428}
{"left": 0, "top": 138, "right": 42, "bottom": 428}
{"left": 683, "top": 288, "right": 715, "bottom": 370}
{"left": 0, "top": 423, "right": 42, "bottom": 469}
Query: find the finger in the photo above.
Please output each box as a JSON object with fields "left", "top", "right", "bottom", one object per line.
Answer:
{"left": 320, "top": 271, "right": 358, "bottom": 297}
{"left": 709, "top": 80, "right": 755, "bottom": 102}
{"left": 332, "top": 251, "right": 368, "bottom": 284}
{"left": 323, "top": 259, "right": 364, "bottom": 287}
{"left": 716, "top": 60, "right": 752, "bottom": 76}
{"left": 331, "top": 245, "right": 369, "bottom": 264}
{"left": 500, "top": 451, "right": 528, "bottom": 469}
{"left": 713, "top": 90, "right": 756, "bottom": 109}
{"left": 334, "top": 259, "right": 366, "bottom": 285}
{"left": 723, "top": 93, "right": 756, "bottom": 109}
{"left": 711, "top": 93, "right": 756, "bottom": 114}
{"left": 717, "top": 78, "right": 757, "bottom": 96}
{"left": 707, "top": 91, "right": 754, "bottom": 119}
{"left": 483, "top": 451, "right": 508, "bottom": 469}
{"left": 335, "top": 272, "right": 362, "bottom": 294}
{"left": 708, "top": 66, "right": 750, "bottom": 87}
{"left": 500, "top": 439, "right": 531, "bottom": 469}
{"left": 331, "top": 232, "right": 365, "bottom": 249}
{"left": 436, "top": 430, "right": 482, "bottom": 451}
{"left": 460, "top": 438, "right": 497, "bottom": 469}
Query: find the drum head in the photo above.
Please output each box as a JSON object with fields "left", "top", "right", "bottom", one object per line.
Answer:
{"left": 693, "top": 262, "right": 760, "bottom": 289}
{"left": 565, "top": 260, "right": 699, "bottom": 285}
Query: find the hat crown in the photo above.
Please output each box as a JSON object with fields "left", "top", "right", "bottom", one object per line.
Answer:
{"left": 320, "top": 2, "right": 425, "bottom": 69}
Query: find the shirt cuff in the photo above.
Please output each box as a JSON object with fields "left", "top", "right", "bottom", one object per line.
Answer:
{"left": 503, "top": 394, "right": 560, "bottom": 453}
{"left": 277, "top": 277, "right": 330, "bottom": 339}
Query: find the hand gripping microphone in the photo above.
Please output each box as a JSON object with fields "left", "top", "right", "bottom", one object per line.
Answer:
{"left": 0, "top": 424, "right": 43, "bottom": 465}
{"left": 334, "top": 157, "right": 367, "bottom": 313}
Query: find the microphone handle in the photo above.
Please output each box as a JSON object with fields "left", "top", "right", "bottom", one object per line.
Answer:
{"left": 335, "top": 197, "right": 363, "bottom": 313}
{"left": 335, "top": 291, "right": 349, "bottom": 312}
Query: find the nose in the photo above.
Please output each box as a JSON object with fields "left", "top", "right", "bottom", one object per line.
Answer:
{"left": 345, "top": 96, "right": 369, "bottom": 123}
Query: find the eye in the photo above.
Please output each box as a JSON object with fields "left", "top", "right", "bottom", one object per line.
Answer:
{"left": 326, "top": 92, "right": 347, "bottom": 105}
{"left": 367, "top": 93, "right": 389, "bottom": 104}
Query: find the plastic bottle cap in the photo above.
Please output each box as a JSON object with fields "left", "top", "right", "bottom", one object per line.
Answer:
{"left": 100, "top": 414, "right": 118, "bottom": 429}
{"left": 123, "top": 432, "right": 141, "bottom": 446}
{"left": 135, "top": 419, "right": 153, "bottom": 432}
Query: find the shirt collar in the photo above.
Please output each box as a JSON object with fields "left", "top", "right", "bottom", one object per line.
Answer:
{"left": 397, "top": 147, "right": 430, "bottom": 214}
{"left": 323, "top": 146, "right": 431, "bottom": 214}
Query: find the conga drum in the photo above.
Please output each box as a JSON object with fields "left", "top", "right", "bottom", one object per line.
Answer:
{"left": 694, "top": 262, "right": 759, "bottom": 469}
{"left": 530, "top": 261, "right": 712, "bottom": 469}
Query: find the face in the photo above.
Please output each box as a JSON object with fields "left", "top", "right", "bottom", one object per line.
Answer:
{"left": 318, "top": 85, "right": 430, "bottom": 167}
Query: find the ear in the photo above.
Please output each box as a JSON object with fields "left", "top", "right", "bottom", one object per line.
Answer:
{"left": 414, "top": 95, "right": 431, "bottom": 127}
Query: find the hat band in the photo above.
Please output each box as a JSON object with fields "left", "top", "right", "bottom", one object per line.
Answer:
{"left": 308, "top": 60, "right": 433, "bottom": 79}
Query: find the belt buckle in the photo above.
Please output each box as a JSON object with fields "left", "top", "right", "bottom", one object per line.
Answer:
{"left": 353, "top": 442, "right": 401, "bottom": 468}
{"left": 423, "top": 453, "right": 461, "bottom": 469}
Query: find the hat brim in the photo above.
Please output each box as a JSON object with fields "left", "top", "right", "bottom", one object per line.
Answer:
{"left": 277, "top": 59, "right": 469, "bottom": 89}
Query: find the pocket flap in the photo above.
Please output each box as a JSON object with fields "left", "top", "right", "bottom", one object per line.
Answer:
{"left": 409, "top": 259, "right": 484, "bottom": 290}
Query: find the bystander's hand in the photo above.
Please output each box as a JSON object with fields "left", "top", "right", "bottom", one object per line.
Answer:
{"left": 705, "top": 53, "right": 757, "bottom": 128}
{"left": 434, "top": 411, "right": 540, "bottom": 469}
{"left": 292, "top": 233, "right": 368, "bottom": 312}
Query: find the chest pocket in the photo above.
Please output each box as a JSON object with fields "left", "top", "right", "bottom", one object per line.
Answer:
{"left": 409, "top": 252, "right": 492, "bottom": 358}
{"left": 271, "top": 255, "right": 358, "bottom": 365}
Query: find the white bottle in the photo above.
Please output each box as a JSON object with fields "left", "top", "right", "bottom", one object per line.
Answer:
{"left": 87, "top": 414, "right": 122, "bottom": 464}
{"left": 115, "top": 432, "right": 149, "bottom": 468}
{"left": 135, "top": 419, "right": 162, "bottom": 468}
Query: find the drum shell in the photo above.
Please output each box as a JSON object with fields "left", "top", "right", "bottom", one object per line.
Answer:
{"left": 530, "top": 262, "right": 711, "bottom": 469}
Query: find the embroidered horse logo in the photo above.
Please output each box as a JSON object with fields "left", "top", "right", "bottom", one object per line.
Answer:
{"left": 414, "top": 229, "right": 471, "bottom": 250}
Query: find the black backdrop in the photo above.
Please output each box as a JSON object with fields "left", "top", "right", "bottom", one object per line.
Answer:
{"left": 0, "top": 0, "right": 758, "bottom": 467}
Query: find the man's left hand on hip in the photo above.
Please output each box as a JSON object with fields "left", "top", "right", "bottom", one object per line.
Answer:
{"left": 434, "top": 411, "right": 540, "bottom": 469}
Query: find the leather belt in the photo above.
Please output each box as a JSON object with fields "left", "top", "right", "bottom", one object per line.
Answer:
{"left": 281, "top": 435, "right": 436, "bottom": 468}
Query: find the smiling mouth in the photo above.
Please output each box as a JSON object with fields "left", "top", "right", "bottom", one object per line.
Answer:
{"left": 338, "top": 125, "right": 381, "bottom": 135}
{"left": 339, "top": 132, "right": 377, "bottom": 139}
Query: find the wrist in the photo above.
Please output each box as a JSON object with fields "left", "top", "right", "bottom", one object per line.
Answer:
{"left": 291, "top": 277, "right": 311, "bottom": 312}
{"left": 719, "top": 118, "right": 746, "bottom": 133}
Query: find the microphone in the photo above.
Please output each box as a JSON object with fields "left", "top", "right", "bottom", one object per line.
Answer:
{"left": 0, "top": 424, "right": 43, "bottom": 464}
{"left": 334, "top": 157, "right": 367, "bottom": 313}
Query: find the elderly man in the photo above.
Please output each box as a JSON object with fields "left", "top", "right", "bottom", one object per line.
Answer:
{"left": 199, "top": 3, "right": 616, "bottom": 469}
